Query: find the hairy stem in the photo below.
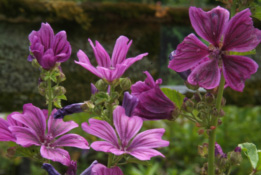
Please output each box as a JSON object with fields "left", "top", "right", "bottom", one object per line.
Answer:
{"left": 208, "top": 75, "right": 225, "bottom": 175}
{"left": 47, "top": 78, "right": 53, "bottom": 116}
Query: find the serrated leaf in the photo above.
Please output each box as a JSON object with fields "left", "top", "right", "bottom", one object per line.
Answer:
{"left": 239, "top": 143, "right": 259, "bottom": 169}
{"left": 54, "top": 98, "right": 62, "bottom": 108}
{"left": 161, "top": 88, "right": 185, "bottom": 109}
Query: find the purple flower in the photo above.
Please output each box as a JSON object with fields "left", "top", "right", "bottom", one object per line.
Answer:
{"left": 122, "top": 91, "right": 139, "bottom": 117}
{"left": 215, "top": 143, "right": 227, "bottom": 158}
{"left": 82, "top": 106, "right": 169, "bottom": 161}
{"left": 9, "top": 104, "right": 89, "bottom": 166}
{"left": 28, "top": 22, "right": 71, "bottom": 70}
{"left": 42, "top": 161, "right": 123, "bottom": 175}
{"left": 53, "top": 103, "right": 84, "bottom": 119}
{"left": 168, "top": 7, "right": 259, "bottom": 92}
{"left": 131, "top": 71, "right": 176, "bottom": 120}
{"left": 75, "top": 36, "right": 148, "bottom": 82}
{"left": 0, "top": 112, "right": 24, "bottom": 142}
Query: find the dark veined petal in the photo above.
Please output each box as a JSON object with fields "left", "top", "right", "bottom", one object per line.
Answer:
{"left": 0, "top": 118, "right": 16, "bottom": 142}
{"left": 188, "top": 59, "right": 220, "bottom": 89}
{"left": 53, "top": 31, "right": 71, "bottom": 62}
{"left": 111, "top": 35, "right": 132, "bottom": 67}
{"left": 38, "top": 23, "right": 55, "bottom": 51}
{"left": 91, "top": 163, "right": 124, "bottom": 175}
{"left": 122, "top": 92, "right": 139, "bottom": 116}
{"left": 222, "top": 55, "right": 258, "bottom": 92}
{"left": 223, "top": 8, "right": 260, "bottom": 52}
{"left": 90, "top": 141, "right": 125, "bottom": 156}
{"left": 189, "top": 6, "right": 229, "bottom": 46}
{"left": 88, "top": 39, "right": 111, "bottom": 68}
{"left": 40, "top": 146, "right": 71, "bottom": 166}
{"left": 53, "top": 133, "right": 89, "bottom": 149}
{"left": 168, "top": 34, "right": 209, "bottom": 72}
{"left": 129, "top": 148, "right": 165, "bottom": 161}
{"left": 11, "top": 104, "right": 46, "bottom": 141}
{"left": 75, "top": 50, "right": 103, "bottom": 79}
{"left": 81, "top": 119, "right": 118, "bottom": 146}
{"left": 113, "top": 106, "right": 143, "bottom": 148}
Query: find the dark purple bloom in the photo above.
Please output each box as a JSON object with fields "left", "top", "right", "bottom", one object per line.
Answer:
{"left": 53, "top": 103, "right": 84, "bottom": 119}
{"left": 42, "top": 163, "right": 61, "bottom": 175}
{"left": 215, "top": 143, "right": 227, "bottom": 158}
{"left": 122, "top": 91, "right": 139, "bottom": 116}
{"left": 28, "top": 23, "right": 71, "bottom": 70}
{"left": 82, "top": 106, "right": 169, "bottom": 161}
{"left": 168, "top": 7, "right": 260, "bottom": 92}
{"left": 131, "top": 71, "right": 176, "bottom": 120}
{"left": 75, "top": 36, "right": 148, "bottom": 82}
{"left": 9, "top": 104, "right": 89, "bottom": 166}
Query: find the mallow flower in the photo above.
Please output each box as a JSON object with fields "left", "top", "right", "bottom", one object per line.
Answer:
{"left": 75, "top": 36, "right": 148, "bottom": 82}
{"left": 168, "top": 6, "right": 259, "bottom": 92}
{"left": 131, "top": 71, "right": 176, "bottom": 120}
{"left": 42, "top": 160, "right": 123, "bottom": 175}
{"left": 9, "top": 103, "right": 89, "bottom": 165}
{"left": 28, "top": 22, "right": 71, "bottom": 70}
{"left": 122, "top": 91, "right": 139, "bottom": 117}
{"left": 82, "top": 106, "right": 169, "bottom": 160}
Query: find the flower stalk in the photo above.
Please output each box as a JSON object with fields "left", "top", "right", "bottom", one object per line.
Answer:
{"left": 208, "top": 75, "right": 225, "bottom": 175}
{"left": 47, "top": 78, "right": 53, "bottom": 116}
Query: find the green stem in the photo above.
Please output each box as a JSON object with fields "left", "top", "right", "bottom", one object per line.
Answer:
{"left": 208, "top": 75, "right": 225, "bottom": 175}
{"left": 47, "top": 78, "right": 53, "bottom": 116}
{"left": 107, "top": 153, "right": 113, "bottom": 167}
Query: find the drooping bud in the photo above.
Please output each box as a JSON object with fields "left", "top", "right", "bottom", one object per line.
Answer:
{"left": 122, "top": 92, "right": 139, "bottom": 117}
{"left": 91, "top": 83, "right": 98, "bottom": 95}
{"left": 53, "top": 103, "right": 84, "bottom": 119}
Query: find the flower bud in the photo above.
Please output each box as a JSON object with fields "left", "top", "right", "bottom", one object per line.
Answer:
{"left": 81, "top": 101, "right": 95, "bottom": 111}
{"left": 53, "top": 86, "right": 66, "bottom": 96}
{"left": 119, "top": 78, "right": 132, "bottom": 91}
{"left": 198, "top": 143, "right": 208, "bottom": 157}
{"left": 229, "top": 149, "right": 242, "bottom": 166}
{"left": 191, "top": 93, "right": 201, "bottom": 103}
{"left": 95, "top": 79, "right": 108, "bottom": 92}
{"left": 204, "top": 93, "right": 215, "bottom": 104}
{"left": 184, "top": 81, "right": 199, "bottom": 90}
{"left": 182, "top": 98, "right": 194, "bottom": 112}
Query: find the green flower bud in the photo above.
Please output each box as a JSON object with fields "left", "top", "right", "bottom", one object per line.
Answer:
{"left": 198, "top": 143, "right": 208, "bottom": 158}
{"left": 95, "top": 79, "right": 108, "bottom": 91}
{"left": 204, "top": 93, "right": 215, "bottom": 104}
{"left": 183, "top": 98, "right": 194, "bottom": 112}
{"left": 119, "top": 78, "right": 132, "bottom": 91}
{"left": 185, "top": 81, "right": 199, "bottom": 90}
{"left": 82, "top": 101, "right": 95, "bottom": 111}
{"left": 53, "top": 86, "right": 66, "bottom": 96}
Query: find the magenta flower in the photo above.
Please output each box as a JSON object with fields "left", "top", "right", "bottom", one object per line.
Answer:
{"left": 131, "top": 71, "right": 176, "bottom": 120}
{"left": 75, "top": 36, "right": 148, "bottom": 82}
{"left": 168, "top": 7, "right": 259, "bottom": 92}
{"left": 0, "top": 112, "right": 24, "bottom": 142}
{"left": 9, "top": 104, "right": 89, "bottom": 166}
{"left": 122, "top": 91, "right": 139, "bottom": 117}
{"left": 82, "top": 106, "right": 169, "bottom": 160}
{"left": 28, "top": 22, "right": 71, "bottom": 70}
{"left": 91, "top": 163, "right": 123, "bottom": 175}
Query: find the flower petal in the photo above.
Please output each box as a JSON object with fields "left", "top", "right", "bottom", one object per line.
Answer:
{"left": 88, "top": 39, "right": 111, "bottom": 68}
{"left": 53, "top": 133, "right": 89, "bottom": 149}
{"left": 42, "top": 163, "right": 61, "bottom": 175}
{"left": 113, "top": 106, "right": 143, "bottom": 147}
{"left": 189, "top": 6, "right": 229, "bottom": 46}
{"left": 48, "top": 110, "right": 78, "bottom": 138}
{"left": 129, "top": 128, "right": 169, "bottom": 150}
{"left": 222, "top": 55, "right": 258, "bottom": 92}
{"left": 168, "top": 34, "right": 209, "bottom": 72}
{"left": 120, "top": 52, "right": 148, "bottom": 70}
{"left": 81, "top": 119, "right": 118, "bottom": 146}
{"left": 75, "top": 50, "right": 103, "bottom": 78}
{"left": 129, "top": 148, "right": 165, "bottom": 161}
{"left": 9, "top": 126, "right": 40, "bottom": 147}
{"left": 11, "top": 104, "right": 46, "bottom": 141}
{"left": 91, "top": 141, "right": 124, "bottom": 156}
{"left": 188, "top": 59, "right": 220, "bottom": 89}
{"left": 38, "top": 23, "right": 55, "bottom": 50}
{"left": 40, "top": 146, "right": 71, "bottom": 166}
{"left": 111, "top": 36, "right": 132, "bottom": 66}
{"left": 0, "top": 118, "right": 15, "bottom": 142}
{"left": 53, "top": 31, "right": 71, "bottom": 62}
{"left": 223, "top": 8, "right": 260, "bottom": 52}
{"left": 80, "top": 160, "right": 98, "bottom": 175}
{"left": 122, "top": 92, "right": 139, "bottom": 116}
{"left": 91, "top": 163, "right": 124, "bottom": 175}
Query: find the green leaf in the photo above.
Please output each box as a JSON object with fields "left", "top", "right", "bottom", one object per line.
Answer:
{"left": 57, "top": 95, "right": 67, "bottom": 100}
{"left": 161, "top": 88, "right": 185, "bottom": 109}
{"left": 253, "top": 4, "right": 261, "bottom": 21}
{"left": 239, "top": 143, "right": 259, "bottom": 169}
{"left": 256, "top": 150, "right": 261, "bottom": 171}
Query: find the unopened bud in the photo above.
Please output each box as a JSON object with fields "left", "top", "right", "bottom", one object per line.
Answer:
{"left": 185, "top": 81, "right": 199, "bottom": 90}
{"left": 119, "top": 78, "right": 132, "bottom": 91}
{"left": 198, "top": 129, "right": 204, "bottom": 135}
{"left": 210, "top": 126, "right": 216, "bottom": 130}
{"left": 204, "top": 93, "right": 215, "bottom": 104}
{"left": 198, "top": 143, "right": 208, "bottom": 157}
{"left": 171, "top": 108, "right": 180, "bottom": 121}
{"left": 191, "top": 93, "right": 201, "bottom": 103}
{"left": 183, "top": 98, "right": 194, "bottom": 112}
{"left": 196, "top": 102, "right": 205, "bottom": 111}
{"left": 95, "top": 79, "right": 108, "bottom": 92}
{"left": 53, "top": 86, "right": 66, "bottom": 96}
{"left": 82, "top": 101, "right": 95, "bottom": 111}
{"left": 229, "top": 149, "right": 242, "bottom": 166}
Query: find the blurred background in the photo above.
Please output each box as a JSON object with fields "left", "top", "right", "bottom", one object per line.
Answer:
{"left": 0, "top": 0, "right": 261, "bottom": 174}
